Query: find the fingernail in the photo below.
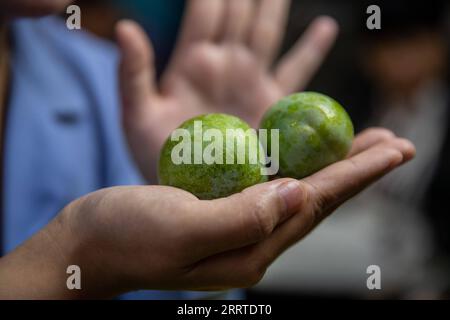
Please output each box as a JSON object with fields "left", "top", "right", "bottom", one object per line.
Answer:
{"left": 277, "top": 181, "right": 303, "bottom": 219}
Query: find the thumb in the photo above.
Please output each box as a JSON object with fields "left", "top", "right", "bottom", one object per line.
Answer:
{"left": 116, "top": 20, "right": 156, "bottom": 119}
{"left": 186, "top": 179, "right": 305, "bottom": 260}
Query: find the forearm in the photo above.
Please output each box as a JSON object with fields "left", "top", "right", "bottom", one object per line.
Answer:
{"left": 0, "top": 215, "right": 78, "bottom": 299}
{"left": 0, "top": 206, "right": 122, "bottom": 300}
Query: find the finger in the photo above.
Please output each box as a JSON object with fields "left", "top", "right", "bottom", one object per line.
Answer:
{"left": 183, "top": 178, "right": 305, "bottom": 260}
{"left": 182, "top": 245, "right": 265, "bottom": 290}
{"left": 240, "top": 138, "right": 417, "bottom": 277}
{"left": 249, "top": 0, "right": 291, "bottom": 66}
{"left": 275, "top": 16, "right": 339, "bottom": 94}
{"left": 116, "top": 20, "right": 155, "bottom": 115}
{"left": 348, "top": 128, "right": 396, "bottom": 157}
{"left": 303, "top": 138, "right": 416, "bottom": 217}
{"left": 169, "top": 0, "right": 225, "bottom": 69}
{"left": 221, "top": 0, "right": 255, "bottom": 43}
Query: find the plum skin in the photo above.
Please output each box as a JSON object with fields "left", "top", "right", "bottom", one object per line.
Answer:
{"left": 158, "top": 114, "right": 268, "bottom": 200}
{"left": 260, "top": 92, "right": 354, "bottom": 179}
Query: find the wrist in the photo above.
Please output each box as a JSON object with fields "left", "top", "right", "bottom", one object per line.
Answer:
{"left": 0, "top": 206, "right": 84, "bottom": 299}
{"left": 59, "top": 196, "right": 130, "bottom": 299}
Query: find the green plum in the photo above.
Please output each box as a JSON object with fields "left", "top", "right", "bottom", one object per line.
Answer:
{"left": 158, "top": 114, "right": 268, "bottom": 200}
{"left": 260, "top": 92, "right": 354, "bottom": 179}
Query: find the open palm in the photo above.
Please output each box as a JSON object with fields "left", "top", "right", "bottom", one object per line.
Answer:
{"left": 116, "top": 0, "right": 338, "bottom": 181}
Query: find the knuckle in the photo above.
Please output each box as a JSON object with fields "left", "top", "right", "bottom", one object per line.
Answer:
{"left": 231, "top": 46, "right": 258, "bottom": 69}
{"left": 259, "top": 22, "right": 278, "bottom": 43}
{"left": 240, "top": 259, "right": 267, "bottom": 288}
{"left": 395, "top": 137, "right": 414, "bottom": 149}
{"left": 240, "top": 246, "right": 276, "bottom": 288}
{"left": 252, "top": 23, "right": 278, "bottom": 53}
{"left": 382, "top": 147, "right": 404, "bottom": 165}
{"left": 247, "top": 201, "right": 275, "bottom": 241}
{"left": 184, "top": 45, "right": 222, "bottom": 78}
{"left": 367, "top": 128, "right": 395, "bottom": 141}
{"left": 301, "top": 181, "right": 330, "bottom": 224}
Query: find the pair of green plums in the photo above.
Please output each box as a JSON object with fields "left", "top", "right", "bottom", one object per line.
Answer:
{"left": 158, "top": 92, "right": 354, "bottom": 200}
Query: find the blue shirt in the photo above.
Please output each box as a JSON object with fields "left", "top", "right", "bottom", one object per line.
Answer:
{"left": 2, "top": 16, "right": 242, "bottom": 300}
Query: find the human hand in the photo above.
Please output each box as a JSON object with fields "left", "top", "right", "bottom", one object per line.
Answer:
{"left": 116, "top": 0, "right": 339, "bottom": 181}
{"left": 0, "top": 129, "right": 414, "bottom": 299}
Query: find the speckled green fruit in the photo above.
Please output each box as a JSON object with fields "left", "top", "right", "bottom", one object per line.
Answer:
{"left": 260, "top": 92, "right": 354, "bottom": 179}
{"left": 158, "top": 114, "right": 268, "bottom": 200}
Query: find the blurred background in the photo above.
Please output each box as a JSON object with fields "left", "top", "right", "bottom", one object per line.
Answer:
{"left": 73, "top": 0, "right": 450, "bottom": 299}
